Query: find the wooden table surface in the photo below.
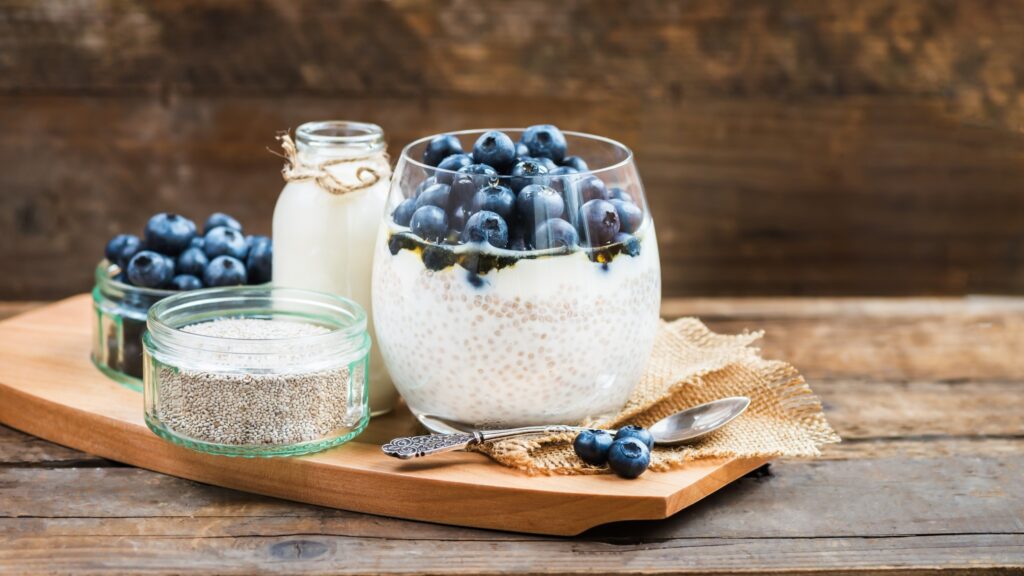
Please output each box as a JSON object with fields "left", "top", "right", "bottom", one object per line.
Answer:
{"left": 1, "top": 297, "right": 1022, "bottom": 575}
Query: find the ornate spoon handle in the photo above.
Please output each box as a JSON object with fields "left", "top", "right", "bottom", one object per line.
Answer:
{"left": 381, "top": 432, "right": 480, "bottom": 459}
{"left": 381, "top": 425, "right": 583, "bottom": 459}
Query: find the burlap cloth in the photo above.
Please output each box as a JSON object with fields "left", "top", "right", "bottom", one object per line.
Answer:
{"left": 478, "top": 318, "right": 840, "bottom": 475}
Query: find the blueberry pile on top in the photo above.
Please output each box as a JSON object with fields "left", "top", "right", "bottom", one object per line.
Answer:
{"left": 394, "top": 125, "right": 644, "bottom": 254}
{"left": 103, "top": 212, "right": 273, "bottom": 290}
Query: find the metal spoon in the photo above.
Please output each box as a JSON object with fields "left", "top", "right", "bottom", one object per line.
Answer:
{"left": 381, "top": 396, "right": 750, "bottom": 459}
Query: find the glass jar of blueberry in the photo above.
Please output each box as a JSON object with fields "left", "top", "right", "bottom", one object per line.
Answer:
{"left": 371, "top": 126, "right": 662, "bottom": 427}
{"left": 92, "top": 212, "right": 273, "bottom": 389}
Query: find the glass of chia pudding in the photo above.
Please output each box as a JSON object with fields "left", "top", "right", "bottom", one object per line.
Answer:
{"left": 372, "top": 127, "right": 662, "bottom": 427}
{"left": 143, "top": 286, "right": 371, "bottom": 457}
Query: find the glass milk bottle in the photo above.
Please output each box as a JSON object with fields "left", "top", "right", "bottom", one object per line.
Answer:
{"left": 273, "top": 120, "right": 396, "bottom": 415}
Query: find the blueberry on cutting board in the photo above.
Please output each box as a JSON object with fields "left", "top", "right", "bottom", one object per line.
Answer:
{"left": 573, "top": 430, "right": 614, "bottom": 466}
{"left": 607, "top": 438, "right": 651, "bottom": 479}
{"left": 614, "top": 425, "right": 655, "bottom": 450}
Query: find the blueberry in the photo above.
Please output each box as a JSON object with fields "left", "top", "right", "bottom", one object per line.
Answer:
{"left": 422, "top": 244, "right": 457, "bottom": 271}
{"left": 532, "top": 156, "right": 558, "bottom": 172}
{"left": 144, "top": 213, "right": 197, "bottom": 256}
{"left": 579, "top": 199, "right": 621, "bottom": 246}
{"left": 204, "top": 255, "right": 247, "bottom": 287}
{"left": 246, "top": 236, "right": 273, "bottom": 284}
{"left": 461, "top": 210, "right": 509, "bottom": 248}
{"left": 521, "top": 124, "right": 568, "bottom": 163}
{"left": 607, "top": 437, "right": 651, "bottom": 479}
{"left": 449, "top": 174, "right": 478, "bottom": 208}
{"left": 415, "top": 176, "right": 438, "bottom": 196}
{"left": 614, "top": 425, "right": 654, "bottom": 450}
{"left": 410, "top": 205, "right": 448, "bottom": 242}
{"left": 448, "top": 204, "right": 470, "bottom": 237}
{"left": 573, "top": 429, "right": 614, "bottom": 466}
{"left": 613, "top": 232, "right": 641, "bottom": 256}
{"left": 189, "top": 236, "right": 205, "bottom": 250}
{"left": 458, "top": 163, "right": 499, "bottom": 180}
{"left": 470, "top": 185, "right": 516, "bottom": 222}
{"left": 245, "top": 234, "right": 270, "bottom": 253}
{"left": 422, "top": 134, "right": 463, "bottom": 167}
{"left": 393, "top": 198, "right": 418, "bottom": 226}
{"left": 170, "top": 274, "right": 203, "bottom": 291}
{"left": 204, "top": 226, "right": 248, "bottom": 260}
{"left": 105, "top": 234, "right": 142, "bottom": 269}
{"left": 414, "top": 182, "right": 452, "bottom": 211}
{"left": 610, "top": 199, "right": 643, "bottom": 233}
{"left": 203, "top": 212, "right": 242, "bottom": 235}
{"left": 515, "top": 141, "right": 530, "bottom": 158}
{"left": 175, "top": 247, "right": 209, "bottom": 278}
{"left": 547, "top": 166, "right": 578, "bottom": 195}
{"left": 578, "top": 175, "right": 608, "bottom": 202}
{"left": 435, "top": 154, "right": 474, "bottom": 185}
{"left": 534, "top": 218, "right": 579, "bottom": 250}
{"left": 126, "top": 250, "right": 174, "bottom": 288}
{"left": 516, "top": 184, "right": 565, "bottom": 232}
{"left": 607, "top": 186, "right": 633, "bottom": 203}
{"left": 472, "top": 131, "right": 517, "bottom": 174}
{"left": 387, "top": 234, "right": 404, "bottom": 255}
{"left": 561, "top": 155, "right": 589, "bottom": 172}
{"left": 509, "top": 159, "right": 549, "bottom": 193}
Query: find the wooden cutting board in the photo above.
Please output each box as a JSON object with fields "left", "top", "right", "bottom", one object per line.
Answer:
{"left": 0, "top": 295, "right": 769, "bottom": 536}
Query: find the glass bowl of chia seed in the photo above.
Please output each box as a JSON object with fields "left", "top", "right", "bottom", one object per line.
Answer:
{"left": 142, "top": 286, "right": 371, "bottom": 457}
{"left": 92, "top": 260, "right": 175, "bottom": 390}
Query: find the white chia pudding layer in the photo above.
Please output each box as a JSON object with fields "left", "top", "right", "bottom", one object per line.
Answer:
{"left": 153, "top": 319, "right": 363, "bottom": 446}
{"left": 372, "top": 228, "right": 661, "bottom": 426}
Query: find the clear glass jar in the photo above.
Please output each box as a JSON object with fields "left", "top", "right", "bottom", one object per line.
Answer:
{"left": 372, "top": 129, "right": 662, "bottom": 427}
{"left": 272, "top": 120, "right": 396, "bottom": 416}
{"left": 92, "top": 260, "right": 174, "bottom": 390}
{"left": 143, "top": 286, "right": 370, "bottom": 457}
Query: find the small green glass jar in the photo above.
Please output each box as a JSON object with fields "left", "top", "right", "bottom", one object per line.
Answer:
{"left": 92, "top": 260, "right": 174, "bottom": 390}
{"left": 143, "top": 286, "right": 371, "bottom": 457}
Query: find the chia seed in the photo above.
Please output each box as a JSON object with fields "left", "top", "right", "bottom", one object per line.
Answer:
{"left": 153, "top": 318, "right": 362, "bottom": 447}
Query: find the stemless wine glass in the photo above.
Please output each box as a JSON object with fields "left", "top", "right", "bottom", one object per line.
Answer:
{"left": 371, "top": 129, "right": 661, "bottom": 426}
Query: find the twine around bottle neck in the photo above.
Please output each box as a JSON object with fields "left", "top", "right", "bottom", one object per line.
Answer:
{"left": 272, "top": 131, "right": 390, "bottom": 196}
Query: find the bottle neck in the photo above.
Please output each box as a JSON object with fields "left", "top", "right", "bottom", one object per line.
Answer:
{"left": 295, "top": 120, "right": 386, "bottom": 164}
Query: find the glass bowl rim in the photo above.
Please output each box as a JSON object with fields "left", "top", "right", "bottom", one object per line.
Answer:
{"left": 398, "top": 128, "right": 636, "bottom": 180}
{"left": 146, "top": 285, "right": 369, "bottom": 355}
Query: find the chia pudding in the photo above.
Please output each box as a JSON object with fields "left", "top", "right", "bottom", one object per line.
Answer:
{"left": 372, "top": 127, "right": 662, "bottom": 426}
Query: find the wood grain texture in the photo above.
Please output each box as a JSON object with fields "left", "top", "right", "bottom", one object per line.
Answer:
{"left": 3, "top": 533, "right": 1020, "bottom": 576}
{"left": 667, "top": 297, "right": 1024, "bottom": 383}
{"left": 4, "top": 1, "right": 1024, "bottom": 299}
{"left": 3, "top": 453, "right": 1021, "bottom": 540}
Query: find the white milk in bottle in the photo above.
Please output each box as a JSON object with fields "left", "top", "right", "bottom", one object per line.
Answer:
{"left": 272, "top": 120, "right": 396, "bottom": 414}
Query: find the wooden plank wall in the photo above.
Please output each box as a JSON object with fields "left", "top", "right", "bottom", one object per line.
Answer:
{"left": 3, "top": 0, "right": 1024, "bottom": 299}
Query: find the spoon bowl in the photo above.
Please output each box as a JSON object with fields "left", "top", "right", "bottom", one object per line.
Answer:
{"left": 647, "top": 396, "right": 750, "bottom": 446}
